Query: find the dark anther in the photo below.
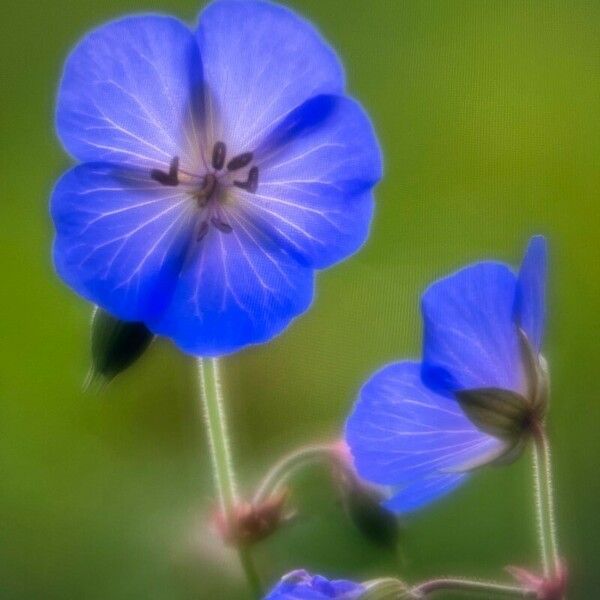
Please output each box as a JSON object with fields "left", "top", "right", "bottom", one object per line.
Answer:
{"left": 227, "top": 152, "right": 253, "bottom": 172}
{"left": 195, "top": 173, "right": 218, "bottom": 208}
{"left": 197, "top": 220, "right": 209, "bottom": 241}
{"left": 211, "top": 217, "right": 233, "bottom": 234}
{"left": 150, "top": 156, "right": 179, "bottom": 186}
{"left": 212, "top": 141, "right": 226, "bottom": 170}
{"left": 234, "top": 166, "right": 259, "bottom": 194}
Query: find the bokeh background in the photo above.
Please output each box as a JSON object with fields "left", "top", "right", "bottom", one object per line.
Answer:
{"left": 1, "top": 0, "right": 599, "bottom": 597}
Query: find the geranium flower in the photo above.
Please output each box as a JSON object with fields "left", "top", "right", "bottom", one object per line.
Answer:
{"left": 345, "top": 237, "right": 548, "bottom": 512}
{"left": 265, "top": 570, "right": 364, "bottom": 599}
{"left": 51, "top": 0, "right": 381, "bottom": 356}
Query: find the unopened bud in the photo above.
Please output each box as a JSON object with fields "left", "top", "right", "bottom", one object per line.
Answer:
{"left": 213, "top": 491, "right": 290, "bottom": 546}
{"left": 85, "top": 307, "right": 154, "bottom": 389}
{"left": 332, "top": 441, "right": 400, "bottom": 549}
{"left": 506, "top": 562, "right": 568, "bottom": 600}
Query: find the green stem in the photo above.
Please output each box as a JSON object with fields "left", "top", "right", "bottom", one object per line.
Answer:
{"left": 534, "top": 426, "right": 561, "bottom": 574}
{"left": 531, "top": 423, "right": 562, "bottom": 584}
{"left": 252, "top": 443, "right": 337, "bottom": 504}
{"left": 531, "top": 436, "right": 551, "bottom": 576}
{"left": 197, "top": 358, "right": 263, "bottom": 599}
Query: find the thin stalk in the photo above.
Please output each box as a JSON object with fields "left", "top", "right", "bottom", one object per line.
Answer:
{"left": 252, "top": 443, "right": 336, "bottom": 504}
{"left": 410, "top": 577, "right": 532, "bottom": 598}
{"left": 197, "top": 358, "right": 262, "bottom": 599}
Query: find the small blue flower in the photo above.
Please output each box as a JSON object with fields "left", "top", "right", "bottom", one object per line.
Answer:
{"left": 345, "top": 237, "right": 548, "bottom": 513}
{"left": 51, "top": 0, "right": 381, "bottom": 356}
{"left": 265, "top": 570, "right": 364, "bottom": 599}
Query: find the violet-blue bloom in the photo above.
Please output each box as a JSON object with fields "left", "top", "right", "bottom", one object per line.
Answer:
{"left": 345, "top": 237, "right": 548, "bottom": 513}
{"left": 51, "top": 0, "right": 381, "bottom": 356}
{"left": 265, "top": 570, "right": 364, "bottom": 600}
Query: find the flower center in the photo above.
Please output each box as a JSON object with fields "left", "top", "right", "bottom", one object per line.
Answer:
{"left": 149, "top": 142, "right": 260, "bottom": 240}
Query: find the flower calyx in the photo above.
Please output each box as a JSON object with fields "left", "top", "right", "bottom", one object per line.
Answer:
{"left": 453, "top": 329, "right": 549, "bottom": 467}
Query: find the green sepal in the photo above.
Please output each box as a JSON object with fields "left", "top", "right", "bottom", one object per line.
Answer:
{"left": 85, "top": 307, "right": 154, "bottom": 389}
{"left": 518, "top": 328, "right": 550, "bottom": 416}
{"left": 359, "top": 578, "right": 411, "bottom": 599}
{"left": 486, "top": 435, "right": 528, "bottom": 467}
{"left": 455, "top": 387, "right": 531, "bottom": 442}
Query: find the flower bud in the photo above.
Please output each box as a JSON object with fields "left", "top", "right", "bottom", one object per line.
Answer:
{"left": 213, "top": 490, "right": 290, "bottom": 546}
{"left": 332, "top": 442, "right": 400, "bottom": 549}
{"left": 86, "top": 307, "right": 154, "bottom": 388}
{"left": 506, "top": 562, "right": 568, "bottom": 600}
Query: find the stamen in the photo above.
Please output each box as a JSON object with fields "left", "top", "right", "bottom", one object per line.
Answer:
{"left": 227, "top": 152, "right": 253, "bottom": 171}
{"left": 234, "top": 166, "right": 259, "bottom": 194}
{"left": 150, "top": 156, "right": 179, "bottom": 186}
{"left": 212, "top": 142, "right": 226, "bottom": 171}
{"left": 197, "top": 220, "right": 209, "bottom": 241}
{"left": 211, "top": 217, "right": 233, "bottom": 234}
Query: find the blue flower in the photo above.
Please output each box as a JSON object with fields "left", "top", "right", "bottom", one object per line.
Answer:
{"left": 51, "top": 0, "right": 382, "bottom": 356}
{"left": 265, "top": 570, "right": 364, "bottom": 599}
{"left": 345, "top": 237, "right": 548, "bottom": 513}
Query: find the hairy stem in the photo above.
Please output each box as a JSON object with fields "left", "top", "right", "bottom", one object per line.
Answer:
{"left": 197, "top": 358, "right": 262, "bottom": 598}
{"left": 534, "top": 426, "right": 561, "bottom": 574}
{"left": 410, "top": 577, "right": 532, "bottom": 598}
{"left": 531, "top": 436, "right": 551, "bottom": 576}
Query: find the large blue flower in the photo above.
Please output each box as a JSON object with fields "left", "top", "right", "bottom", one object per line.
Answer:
{"left": 345, "top": 237, "right": 548, "bottom": 513}
{"left": 265, "top": 570, "right": 364, "bottom": 600}
{"left": 51, "top": 0, "right": 381, "bottom": 356}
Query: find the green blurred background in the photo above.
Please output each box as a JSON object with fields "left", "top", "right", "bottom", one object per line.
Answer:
{"left": 1, "top": 0, "right": 599, "bottom": 597}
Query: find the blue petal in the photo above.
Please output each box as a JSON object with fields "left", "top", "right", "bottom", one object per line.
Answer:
{"left": 56, "top": 16, "right": 204, "bottom": 172}
{"left": 345, "top": 362, "right": 500, "bottom": 486}
{"left": 241, "top": 95, "right": 381, "bottom": 269}
{"left": 196, "top": 0, "right": 344, "bottom": 157}
{"left": 265, "top": 570, "right": 364, "bottom": 600}
{"left": 150, "top": 210, "right": 314, "bottom": 356}
{"left": 384, "top": 472, "right": 468, "bottom": 514}
{"left": 514, "top": 236, "right": 547, "bottom": 351}
{"left": 421, "top": 262, "right": 522, "bottom": 395}
{"left": 51, "top": 163, "right": 194, "bottom": 321}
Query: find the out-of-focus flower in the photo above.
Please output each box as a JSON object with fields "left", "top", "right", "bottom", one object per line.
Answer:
{"left": 346, "top": 237, "right": 549, "bottom": 513}
{"left": 51, "top": 0, "right": 381, "bottom": 356}
{"left": 265, "top": 570, "right": 364, "bottom": 599}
